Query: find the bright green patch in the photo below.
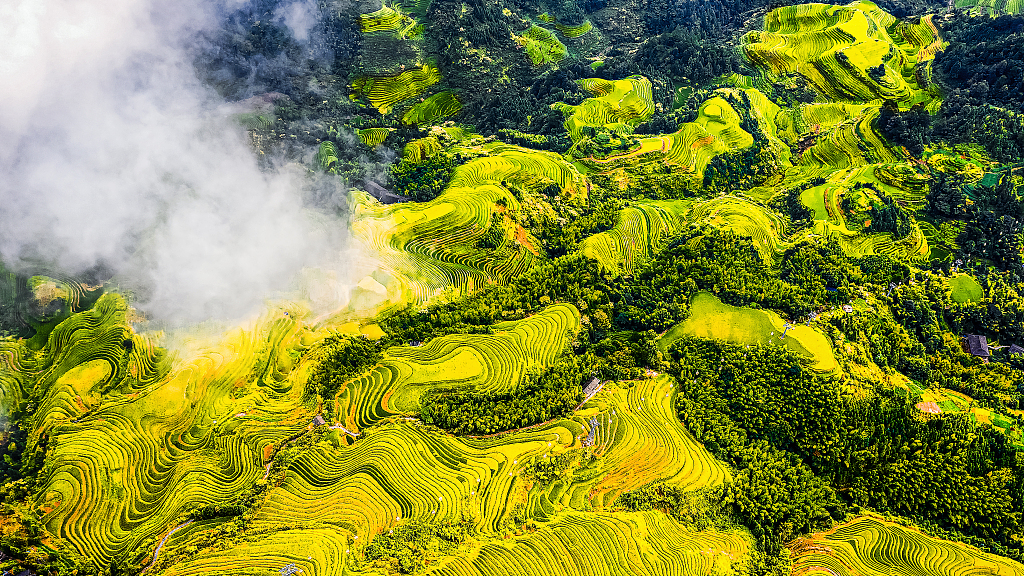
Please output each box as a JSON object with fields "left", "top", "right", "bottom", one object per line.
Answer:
{"left": 660, "top": 292, "right": 837, "bottom": 371}
{"left": 743, "top": 1, "right": 943, "bottom": 108}
{"left": 359, "top": 3, "right": 419, "bottom": 37}
{"left": 516, "top": 25, "right": 567, "bottom": 65}
{"left": 949, "top": 274, "right": 984, "bottom": 303}
{"left": 582, "top": 200, "right": 692, "bottom": 275}
{"left": 358, "top": 127, "right": 392, "bottom": 147}
{"left": 402, "top": 91, "right": 462, "bottom": 125}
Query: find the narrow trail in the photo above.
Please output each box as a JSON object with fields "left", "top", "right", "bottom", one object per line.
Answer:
{"left": 143, "top": 520, "right": 194, "bottom": 572}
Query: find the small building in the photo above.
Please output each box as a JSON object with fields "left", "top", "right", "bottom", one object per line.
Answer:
{"left": 582, "top": 377, "right": 602, "bottom": 399}
{"left": 964, "top": 334, "right": 990, "bottom": 361}
{"left": 1008, "top": 344, "right": 1024, "bottom": 357}
{"left": 311, "top": 415, "right": 326, "bottom": 427}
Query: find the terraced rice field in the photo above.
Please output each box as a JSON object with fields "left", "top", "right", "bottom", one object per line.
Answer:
{"left": 252, "top": 419, "right": 534, "bottom": 540}
{"left": 351, "top": 64, "right": 441, "bottom": 114}
{"left": 554, "top": 76, "right": 654, "bottom": 142}
{"left": 12, "top": 2, "right": 998, "bottom": 573}
{"left": 743, "top": 1, "right": 941, "bottom": 107}
{"left": 359, "top": 4, "right": 415, "bottom": 35}
{"left": 589, "top": 90, "right": 755, "bottom": 178}
{"left": 571, "top": 376, "right": 732, "bottom": 506}
{"left": 16, "top": 293, "right": 326, "bottom": 565}
{"left": 8, "top": 285, "right": 739, "bottom": 573}
{"left": 153, "top": 527, "right": 352, "bottom": 576}
{"left": 358, "top": 127, "right": 392, "bottom": 147}
{"left": 537, "top": 13, "right": 594, "bottom": 37}
{"left": 350, "top": 142, "right": 591, "bottom": 308}
{"left": 688, "top": 196, "right": 786, "bottom": 262}
{"left": 516, "top": 25, "right": 567, "bottom": 65}
{"left": 954, "top": 0, "right": 1023, "bottom": 13}
{"left": 403, "top": 136, "right": 445, "bottom": 162}
{"left": 581, "top": 200, "right": 693, "bottom": 274}
{"left": 403, "top": 91, "right": 462, "bottom": 125}
{"left": 790, "top": 516, "right": 1024, "bottom": 576}
{"left": 232, "top": 374, "right": 731, "bottom": 557}
{"left": 659, "top": 292, "right": 837, "bottom": 372}
{"left": 426, "top": 511, "right": 750, "bottom": 576}
{"left": 334, "top": 304, "right": 581, "bottom": 431}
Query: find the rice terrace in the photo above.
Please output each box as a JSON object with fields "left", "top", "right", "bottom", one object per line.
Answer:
{"left": 2, "top": 0, "right": 1024, "bottom": 574}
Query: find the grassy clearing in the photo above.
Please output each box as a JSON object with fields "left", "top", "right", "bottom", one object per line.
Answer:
{"left": 790, "top": 515, "right": 1024, "bottom": 576}
{"left": 659, "top": 292, "right": 837, "bottom": 372}
{"left": 949, "top": 274, "right": 984, "bottom": 303}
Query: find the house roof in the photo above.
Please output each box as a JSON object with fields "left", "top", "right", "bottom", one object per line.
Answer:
{"left": 1009, "top": 343, "right": 1024, "bottom": 357}
{"left": 582, "top": 377, "right": 602, "bottom": 396}
{"left": 966, "top": 334, "right": 990, "bottom": 357}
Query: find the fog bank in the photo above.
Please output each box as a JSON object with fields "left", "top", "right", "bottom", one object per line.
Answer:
{"left": 0, "top": 0, "right": 358, "bottom": 324}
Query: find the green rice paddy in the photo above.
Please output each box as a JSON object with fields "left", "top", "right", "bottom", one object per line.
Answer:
{"left": 581, "top": 200, "right": 692, "bottom": 275}
{"left": 954, "top": 0, "right": 1023, "bottom": 14}
{"left": 516, "top": 25, "right": 568, "bottom": 65}
{"left": 743, "top": 1, "right": 942, "bottom": 108}
{"left": 426, "top": 511, "right": 749, "bottom": 576}
{"left": 537, "top": 12, "right": 595, "bottom": 37}
{"left": 403, "top": 91, "right": 462, "bottom": 125}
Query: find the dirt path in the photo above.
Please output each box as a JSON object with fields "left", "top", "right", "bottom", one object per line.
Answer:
{"left": 143, "top": 520, "right": 194, "bottom": 572}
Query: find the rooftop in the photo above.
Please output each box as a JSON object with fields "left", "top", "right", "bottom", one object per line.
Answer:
{"left": 965, "top": 334, "right": 990, "bottom": 357}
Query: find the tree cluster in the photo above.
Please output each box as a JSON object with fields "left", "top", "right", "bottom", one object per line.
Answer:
{"left": 420, "top": 351, "right": 589, "bottom": 435}
{"left": 669, "top": 335, "right": 1024, "bottom": 561}
{"left": 390, "top": 152, "right": 457, "bottom": 202}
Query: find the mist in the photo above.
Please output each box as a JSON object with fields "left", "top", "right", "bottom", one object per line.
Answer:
{"left": 0, "top": 0, "right": 362, "bottom": 324}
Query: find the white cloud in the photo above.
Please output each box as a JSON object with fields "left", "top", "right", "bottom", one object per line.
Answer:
{"left": 0, "top": 0, "right": 360, "bottom": 324}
